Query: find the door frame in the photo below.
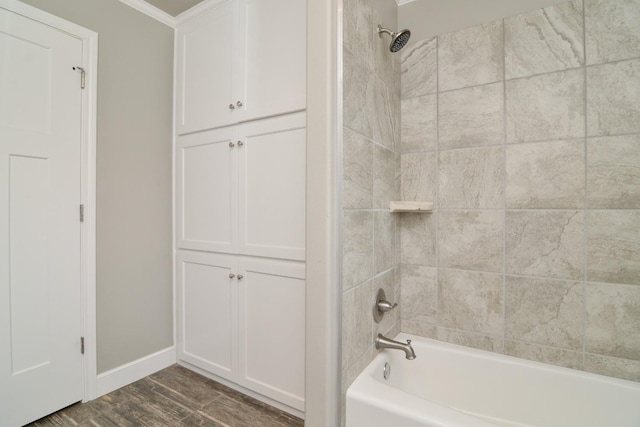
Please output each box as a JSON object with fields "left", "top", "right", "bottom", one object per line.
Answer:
{"left": 0, "top": 0, "right": 99, "bottom": 402}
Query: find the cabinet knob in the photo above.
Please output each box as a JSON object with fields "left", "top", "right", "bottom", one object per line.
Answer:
{"left": 229, "top": 141, "right": 235, "bottom": 148}
{"left": 229, "top": 273, "right": 235, "bottom": 279}
{"left": 229, "top": 103, "right": 235, "bottom": 110}
{"left": 236, "top": 100, "right": 243, "bottom": 107}
{"left": 237, "top": 274, "right": 244, "bottom": 280}
{"left": 237, "top": 141, "right": 244, "bottom": 147}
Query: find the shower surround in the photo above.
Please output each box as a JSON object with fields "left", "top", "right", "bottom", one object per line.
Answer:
{"left": 398, "top": 0, "right": 640, "bottom": 382}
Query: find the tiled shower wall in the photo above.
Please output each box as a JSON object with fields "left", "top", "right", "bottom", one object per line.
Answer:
{"left": 399, "top": 0, "right": 640, "bottom": 382}
{"left": 341, "top": 0, "right": 401, "bottom": 412}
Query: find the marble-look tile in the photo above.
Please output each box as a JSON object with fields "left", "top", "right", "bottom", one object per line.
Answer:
{"left": 401, "top": 37, "right": 437, "bottom": 98}
{"left": 587, "top": 210, "right": 640, "bottom": 285}
{"left": 504, "top": 341, "right": 583, "bottom": 370}
{"left": 437, "top": 327, "right": 504, "bottom": 353}
{"left": 584, "top": 354, "right": 640, "bottom": 382}
{"left": 401, "top": 320, "right": 437, "bottom": 338}
{"left": 401, "top": 94, "right": 437, "bottom": 153}
{"left": 373, "top": 8, "right": 399, "bottom": 91}
{"left": 439, "top": 210, "right": 504, "bottom": 272}
{"left": 401, "top": 152, "right": 436, "bottom": 203}
{"left": 401, "top": 264, "right": 437, "bottom": 324}
{"left": 438, "top": 20, "right": 504, "bottom": 91}
{"left": 400, "top": 214, "right": 436, "bottom": 266}
{"left": 342, "top": 281, "right": 374, "bottom": 370}
{"left": 439, "top": 146, "right": 504, "bottom": 209}
{"left": 373, "top": 143, "right": 397, "bottom": 209}
{"left": 505, "top": 276, "right": 584, "bottom": 350}
{"left": 506, "top": 69, "right": 585, "bottom": 144}
{"left": 343, "top": 0, "right": 372, "bottom": 68}
{"left": 505, "top": 0, "right": 584, "bottom": 79}
{"left": 587, "top": 59, "right": 640, "bottom": 137}
{"left": 374, "top": 268, "right": 398, "bottom": 336}
{"left": 586, "top": 282, "right": 640, "bottom": 360}
{"left": 373, "top": 77, "right": 399, "bottom": 150}
{"left": 438, "top": 269, "right": 504, "bottom": 336}
{"left": 438, "top": 82, "right": 504, "bottom": 150}
{"left": 585, "top": 0, "right": 640, "bottom": 65}
{"left": 506, "top": 139, "right": 585, "bottom": 209}
{"left": 374, "top": 211, "right": 395, "bottom": 274}
{"left": 506, "top": 210, "right": 584, "bottom": 280}
{"left": 587, "top": 135, "right": 640, "bottom": 208}
{"left": 343, "top": 47, "right": 374, "bottom": 138}
{"left": 343, "top": 210, "right": 373, "bottom": 290}
{"left": 343, "top": 127, "right": 373, "bottom": 209}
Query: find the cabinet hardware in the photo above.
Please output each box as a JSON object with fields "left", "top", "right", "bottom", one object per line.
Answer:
{"left": 229, "top": 142, "right": 235, "bottom": 148}
{"left": 236, "top": 101, "right": 243, "bottom": 107}
{"left": 229, "top": 273, "right": 235, "bottom": 279}
{"left": 237, "top": 274, "right": 244, "bottom": 280}
{"left": 229, "top": 103, "right": 235, "bottom": 110}
{"left": 237, "top": 141, "right": 244, "bottom": 147}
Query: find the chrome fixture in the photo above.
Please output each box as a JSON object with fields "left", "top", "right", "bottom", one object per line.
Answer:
{"left": 383, "top": 362, "right": 391, "bottom": 380}
{"left": 373, "top": 288, "right": 397, "bottom": 323}
{"left": 375, "top": 334, "right": 416, "bottom": 360}
{"left": 377, "top": 24, "right": 411, "bottom": 52}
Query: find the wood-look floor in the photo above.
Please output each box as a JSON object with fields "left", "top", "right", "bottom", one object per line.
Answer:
{"left": 27, "top": 365, "right": 304, "bottom": 427}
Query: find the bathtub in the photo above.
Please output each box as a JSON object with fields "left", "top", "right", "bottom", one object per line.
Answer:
{"left": 346, "top": 333, "right": 640, "bottom": 427}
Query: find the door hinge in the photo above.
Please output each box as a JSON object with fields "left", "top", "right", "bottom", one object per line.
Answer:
{"left": 80, "top": 204, "right": 85, "bottom": 222}
{"left": 73, "top": 66, "right": 86, "bottom": 89}
{"left": 81, "top": 337, "right": 85, "bottom": 354}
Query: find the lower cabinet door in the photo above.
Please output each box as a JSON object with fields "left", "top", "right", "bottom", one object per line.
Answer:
{"left": 237, "top": 257, "right": 305, "bottom": 411}
{"left": 177, "top": 250, "right": 238, "bottom": 382}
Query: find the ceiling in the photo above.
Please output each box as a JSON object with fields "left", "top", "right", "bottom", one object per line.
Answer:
{"left": 143, "top": 0, "right": 207, "bottom": 17}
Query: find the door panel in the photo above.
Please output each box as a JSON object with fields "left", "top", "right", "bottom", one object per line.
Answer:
{"left": 238, "top": 257, "right": 305, "bottom": 411}
{"left": 0, "top": 7, "right": 83, "bottom": 427}
{"left": 177, "top": 251, "right": 238, "bottom": 381}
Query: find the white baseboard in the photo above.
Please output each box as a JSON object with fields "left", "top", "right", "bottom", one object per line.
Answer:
{"left": 96, "top": 346, "right": 176, "bottom": 397}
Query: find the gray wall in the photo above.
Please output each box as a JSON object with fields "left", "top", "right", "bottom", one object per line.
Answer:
{"left": 399, "top": 0, "right": 640, "bottom": 382}
{"left": 341, "top": 0, "right": 401, "bottom": 423}
{"left": 20, "top": 0, "right": 174, "bottom": 373}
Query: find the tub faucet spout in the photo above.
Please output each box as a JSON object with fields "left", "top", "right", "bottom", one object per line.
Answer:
{"left": 375, "top": 334, "right": 416, "bottom": 360}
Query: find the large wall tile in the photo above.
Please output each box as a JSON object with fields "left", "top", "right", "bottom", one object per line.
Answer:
{"left": 342, "top": 281, "right": 374, "bottom": 370}
{"left": 438, "top": 269, "right": 504, "bottom": 336}
{"left": 506, "top": 210, "right": 584, "bottom": 280}
{"left": 373, "top": 77, "right": 400, "bottom": 150}
{"left": 585, "top": 0, "right": 640, "bottom": 65}
{"left": 437, "top": 327, "right": 504, "bottom": 353}
{"left": 401, "top": 37, "right": 437, "bottom": 98}
{"left": 438, "top": 20, "right": 504, "bottom": 91}
{"left": 439, "top": 210, "right": 504, "bottom": 272}
{"left": 586, "top": 282, "right": 640, "bottom": 360}
{"left": 587, "top": 135, "right": 640, "bottom": 208}
{"left": 373, "top": 8, "right": 399, "bottom": 91}
{"left": 504, "top": 341, "right": 583, "bottom": 370}
{"left": 587, "top": 210, "right": 640, "bottom": 285}
{"left": 439, "top": 146, "right": 504, "bottom": 209}
{"left": 343, "top": 0, "right": 373, "bottom": 68}
{"left": 506, "top": 69, "right": 585, "bottom": 143}
{"left": 344, "top": 47, "right": 374, "bottom": 138}
{"left": 343, "top": 210, "right": 373, "bottom": 290}
{"left": 506, "top": 139, "right": 585, "bottom": 209}
{"left": 400, "top": 214, "right": 436, "bottom": 266}
{"left": 401, "top": 152, "right": 436, "bottom": 203}
{"left": 505, "top": 0, "right": 584, "bottom": 79}
{"left": 584, "top": 354, "right": 640, "bottom": 382}
{"left": 438, "top": 83, "right": 504, "bottom": 150}
{"left": 402, "top": 320, "right": 436, "bottom": 337}
{"left": 401, "top": 94, "right": 437, "bottom": 153}
{"left": 401, "top": 264, "right": 437, "bottom": 324}
{"left": 505, "top": 276, "right": 584, "bottom": 350}
{"left": 374, "top": 211, "right": 395, "bottom": 274}
{"left": 373, "top": 143, "right": 397, "bottom": 209}
{"left": 587, "top": 59, "right": 640, "bottom": 137}
{"left": 343, "top": 128, "right": 373, "bottom": 209}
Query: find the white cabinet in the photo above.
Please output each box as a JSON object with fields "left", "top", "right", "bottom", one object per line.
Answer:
{"left": 176, "top": 0, "right": 306, "bottom": 135}
{"left": 177, "top": 112, "right": 306, "bottom": 261}
{"left": 177, "top": 250, "right": 305, "bottom": 411}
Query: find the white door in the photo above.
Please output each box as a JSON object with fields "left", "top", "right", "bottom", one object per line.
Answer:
{"left": 0, "top": 7, "right": 84, "bottom": 427}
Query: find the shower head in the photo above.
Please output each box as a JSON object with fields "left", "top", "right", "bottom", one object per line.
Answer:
{"left": 377, "top": 24, "right": 411, "bottom": 53}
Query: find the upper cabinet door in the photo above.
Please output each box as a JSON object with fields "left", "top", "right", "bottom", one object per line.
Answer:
{"left": 236, "top": 0, "right": 306, "bottom": 122}
{"left": 177, "top": 1, "right": 238, "bottom": 134}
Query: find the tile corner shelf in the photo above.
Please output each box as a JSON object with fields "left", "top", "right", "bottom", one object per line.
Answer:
{"left": 389, "top": 201, "right": 434, "bottom": 213}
